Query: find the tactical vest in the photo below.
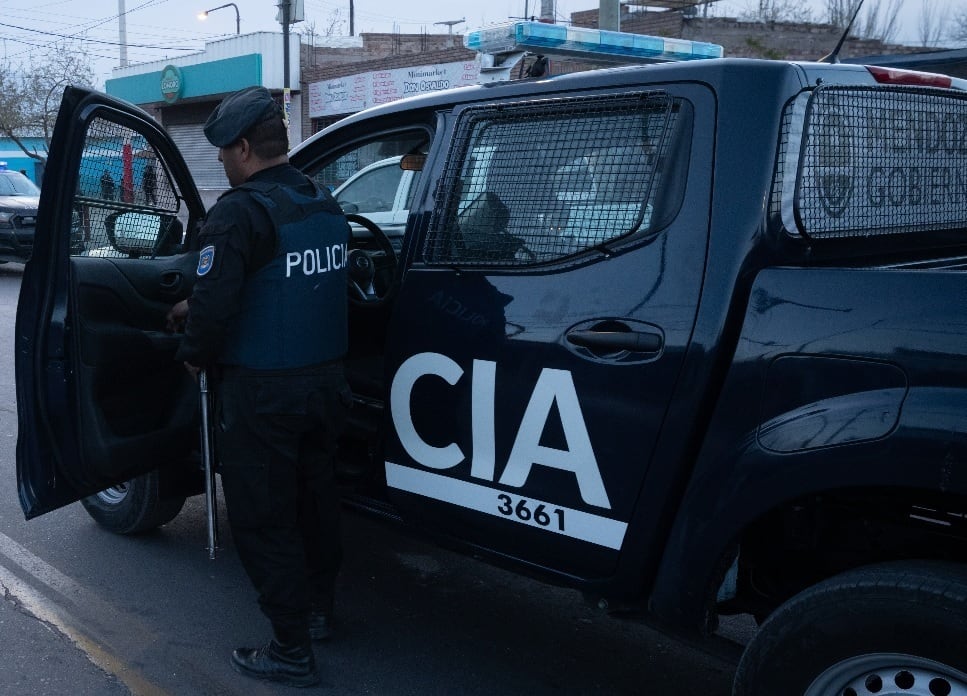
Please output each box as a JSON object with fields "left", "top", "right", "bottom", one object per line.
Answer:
{"left": 220, "top": 179, "right": 350, "bottom": 370}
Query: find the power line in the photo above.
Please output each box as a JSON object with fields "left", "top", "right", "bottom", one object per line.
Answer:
{"left": 70, "top": 0, "right": 173, "bottom": 35}
{"left": 0, "top": 0, "right": 219, "bottom": 66}
{"left": 0, "top": 33, "right": 123, "bottom": 63}
{"left": 0, "top": 20, "right": 196, "bottom": 50}
{"left": 302, "top": 0, "right": 472, "bottom": 29}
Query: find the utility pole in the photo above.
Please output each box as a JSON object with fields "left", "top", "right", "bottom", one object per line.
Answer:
{"left": 599, "top": 0, "right": 620, "bottom": 31}
{"left": 540, "top": 0, "right": 555, "bottom": 22}
{"left": 350, "top": 0, "right": 355, "bottom": 36}
{"left": 118, "top": 0, "right": 128, "bottom": 67}
{"left": 278, "top": 0, "right": 292, "bottom": 146}
{"left": 282, "top": 0, "right": 290, "bottom": 91}
{"left": 276, "top": 0, "right": 302, "bottom": 145}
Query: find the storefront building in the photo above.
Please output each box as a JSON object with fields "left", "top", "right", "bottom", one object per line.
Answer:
{"left": 105, "top": 32, "right": 300, "bottom": 192}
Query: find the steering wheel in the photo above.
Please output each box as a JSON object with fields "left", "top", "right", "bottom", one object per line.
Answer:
{"left": 345, "top": 213, "right": 398, "bottom": 306}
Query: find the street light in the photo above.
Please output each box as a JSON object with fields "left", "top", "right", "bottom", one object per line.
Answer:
{"left": 198, "top": 2, "right": 241, "bottom": 34}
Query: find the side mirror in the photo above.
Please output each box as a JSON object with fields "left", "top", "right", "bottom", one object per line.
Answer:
{"left": 105, "top": 211, "right": 182, "bottom": 258}
{"left": 339, "top": 202, "right": 359, "bottom": 215}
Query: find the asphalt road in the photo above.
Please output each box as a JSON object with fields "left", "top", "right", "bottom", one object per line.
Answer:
{"left": 0, "top": 261, "right": 748, "bottom": 695}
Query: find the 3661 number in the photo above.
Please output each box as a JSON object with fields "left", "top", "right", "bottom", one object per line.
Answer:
{"left": 496, "top": 494, "right": 565, "bottom": 531}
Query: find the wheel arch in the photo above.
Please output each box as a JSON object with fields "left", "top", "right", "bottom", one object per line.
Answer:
{"left": 647, "top": 413, "right": 967, "bottom": 636}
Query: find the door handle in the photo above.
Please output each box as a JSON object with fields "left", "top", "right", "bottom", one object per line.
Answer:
{"left": 159, "top": 271, "right": 183, "bottom": 295}
{"left": 566, "top": 329, "right": 663, "bottom": 354}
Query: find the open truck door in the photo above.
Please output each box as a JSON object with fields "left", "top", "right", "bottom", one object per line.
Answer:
{"left": 16, "top": 86, "right": 207, "bottom": 529}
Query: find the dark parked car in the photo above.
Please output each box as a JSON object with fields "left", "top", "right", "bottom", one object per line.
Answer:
{"left": 0, "top": 165, "right": 40, "bottom": 262}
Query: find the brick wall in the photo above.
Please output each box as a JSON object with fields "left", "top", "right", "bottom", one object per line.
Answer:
{"left": 569, "top": 8, "right": 925, "bottom": 60}
{"left": 572, "top": 7, "right": 683, "bottom": 37}
{"left": 681, "top": 17, "right": 923, "bottom": 60}
{"left": 303, "top": 32, "right": 464, "bottom": 70}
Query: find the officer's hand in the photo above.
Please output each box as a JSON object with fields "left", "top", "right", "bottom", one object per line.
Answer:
{"left": 166, "top": 299, "right": 190, "bottom": 333}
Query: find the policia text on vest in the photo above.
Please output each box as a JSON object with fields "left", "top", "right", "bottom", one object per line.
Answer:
{"left": 286, "top": 244, "right": 349, "bottom": 277}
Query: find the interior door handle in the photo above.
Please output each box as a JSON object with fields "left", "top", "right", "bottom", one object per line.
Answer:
{"left": 566, "top": 329, "right": 663, "bottom": 353}
{"left": 160, "top": 271, "right": 183, "bottom": 295}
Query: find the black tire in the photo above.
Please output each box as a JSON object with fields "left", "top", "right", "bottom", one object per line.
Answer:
{"left": 733, "top": 561, "right": 967, "bottom": 695}
{"left": 80, "top": 469, "right": 186, "bottom": 534}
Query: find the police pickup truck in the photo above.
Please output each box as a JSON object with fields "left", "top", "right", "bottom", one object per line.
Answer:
{"left": 15, "top": 29, "right": 967, "bottom": 694}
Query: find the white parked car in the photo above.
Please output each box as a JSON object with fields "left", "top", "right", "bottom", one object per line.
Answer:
{"left": 332, "top": 155, "right": 420, "bottom": 241}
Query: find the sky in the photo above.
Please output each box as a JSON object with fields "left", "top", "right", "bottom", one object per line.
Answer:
{"left": 0, "top": 0, "right": 950, "bottom": 88}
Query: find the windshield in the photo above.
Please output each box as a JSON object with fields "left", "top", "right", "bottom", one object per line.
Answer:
{"left": 334, "top": 160, "right": 404, "bottom": 214}
{"left": 0, "top": 171, "right": 40, "bottom": 196}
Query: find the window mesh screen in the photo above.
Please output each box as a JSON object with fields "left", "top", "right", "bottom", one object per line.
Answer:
{"left": 424, "top": 92, "right": 678, "bottom": 266}
{"left": 777, "top": 85, "right": 967, "bottom": 240}
{"left": 771, "top": 97, "right": 796, "bottom": 230}
{"left": 73, "top": 117, "right": 182, "bottom": 258}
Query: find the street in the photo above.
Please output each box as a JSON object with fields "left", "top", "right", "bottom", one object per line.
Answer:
{"left": 0, "top": 261, "right": 744, "bottom": 695}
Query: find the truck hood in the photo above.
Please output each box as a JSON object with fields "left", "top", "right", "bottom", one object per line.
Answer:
{"left": 0, "top": 195, "right": 39, "bottom": 211}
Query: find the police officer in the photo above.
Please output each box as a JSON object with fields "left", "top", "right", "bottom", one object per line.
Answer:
{"left": 166, "top": 86, "right": 351, "bottom": 688}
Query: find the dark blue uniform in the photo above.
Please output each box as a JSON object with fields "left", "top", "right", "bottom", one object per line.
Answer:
{"left": 177, "top": 162, "right": 351, "bottom": 646}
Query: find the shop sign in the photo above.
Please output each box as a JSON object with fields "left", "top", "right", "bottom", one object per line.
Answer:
{"left": 308, "top": 59, "right": 481, "bottom": 118}
{"left": 161, "top": 65, "right": 184, "bottom": 104}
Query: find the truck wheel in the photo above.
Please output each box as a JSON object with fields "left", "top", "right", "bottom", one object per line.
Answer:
{"left": 733, "top": 561, "right": 967, "bottom": 696}
{"left": 80, "top": 470, "right": 186, "bottom": 534}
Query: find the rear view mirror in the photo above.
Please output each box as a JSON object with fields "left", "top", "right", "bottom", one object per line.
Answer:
{"left": 105, "top": 211, "right": 182, "bottom": 258}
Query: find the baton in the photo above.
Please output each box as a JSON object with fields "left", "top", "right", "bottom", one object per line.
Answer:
{"left": 199, "top": 369, "right": 219, "bottom": 559}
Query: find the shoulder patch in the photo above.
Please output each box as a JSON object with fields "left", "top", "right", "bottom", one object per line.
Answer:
{"left": 197, "top": 245, "right": 216, "bottom": 276}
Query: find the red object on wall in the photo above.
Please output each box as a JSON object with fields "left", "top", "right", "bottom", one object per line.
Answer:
{"left": 122, "top": 142, "right": 134, "bottom": 203}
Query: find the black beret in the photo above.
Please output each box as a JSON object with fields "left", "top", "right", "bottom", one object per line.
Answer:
{"left": 204, "top": 86, "right": 281, "bottom": 148}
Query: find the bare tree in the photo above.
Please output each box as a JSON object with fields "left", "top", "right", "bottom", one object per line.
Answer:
{"left": 825, "top": 0, "right": 863, "bottom": 28}
{"left": 0, "top": 41, "right": 94, "bottom": 163}
{"left": 825, "top": 0, "right": 904, "bottom": 43}
{"left": 739, "top": 0, "right": 814, "bottom": 23}
{"left": 301, "top": 10, "right": 349, "bottom": 68}
{"left": 311, "top": 9, "right": 347, "bottom": 37}
{"left": 918, "top": 0, "right": 945, "bottom": 47}
{"left": 856, "top": 0, "right": 904, "bottom": 44}
{"left": 950, "top": 4, "right": 967, "bottom": 44}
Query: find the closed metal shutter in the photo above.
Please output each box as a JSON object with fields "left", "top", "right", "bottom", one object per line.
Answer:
{"left": 167, "top": 123, "right": 228, "bottom": 191}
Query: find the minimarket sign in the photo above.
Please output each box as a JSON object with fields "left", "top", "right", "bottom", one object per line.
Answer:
{"left": 308, "top": 59, "right": 481, "bottom": 118}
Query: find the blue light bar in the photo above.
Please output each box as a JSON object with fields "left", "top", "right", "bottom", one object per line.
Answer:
{"left": 465, "top": 21, "right": 724, "bottom": 64}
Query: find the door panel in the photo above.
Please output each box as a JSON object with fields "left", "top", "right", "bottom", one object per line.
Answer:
{"left": 16, "top": 87, "right": 206, "bottom": 518}
{"left": 70, "top": 256, "right": 199, "bottom": 486}
{"left": 382, "top": 85, "right": 714, "bottom": 578}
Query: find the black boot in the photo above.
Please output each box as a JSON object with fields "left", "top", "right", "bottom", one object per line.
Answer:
{"left": 231, "top": 639, "right": 320, "bottom": 688}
